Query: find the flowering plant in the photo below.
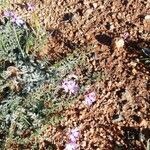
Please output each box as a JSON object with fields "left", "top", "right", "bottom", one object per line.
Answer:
{"left": 4, "top": 11, "right": 25, "bottom": 26}
{"left": 62, "top": 75, "right": 79, "bottom": 94}
{"left": 65, "top": 142, "right": 78, "bottom": 150}
{"left": 84, "top": 91, "right": 96, "bottom": 106}
{"left": 69, "top": 128, "right": 79, "bottom": 142}
{"left": 65, "top": 128, "right": 79, "bottom": 150}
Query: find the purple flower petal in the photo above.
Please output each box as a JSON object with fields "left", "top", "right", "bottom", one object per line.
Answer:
{"left": 27, "top": 3, "right": 35, "bottom": 11}
{"left": 69, "top": 128, "right": 79, "bottom": 143}
{"left": 122, "top": 32, "right": 130, "bottom": 40}
{"left": 85, "top": 98, "right": 93, "bottom": 106}
{"left": 4, "top": 11, "right": 25, "bottom": 26}
{"left": 69, "top": 134, "right": 77, "bottom": 143}
{"left": 84, "top": 91, "right": 96, "bottom": 106}
{"left": 4, "top": 11, "right": 14, "bottom": 17}
{"left": 65, "top": 142, "right": 78, "bottom": 150}
{"left": 62, "top": 79, "right": 79, "bottom": 94}
{"left": 14, "top": 17, "right": 24, "bottom": 26}
{"left": 71, "top": 128, "right": 79, "bottom": 138}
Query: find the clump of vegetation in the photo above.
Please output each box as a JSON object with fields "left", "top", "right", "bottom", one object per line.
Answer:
{"left": 0, "top": 16, "right": 103, "bottom": 148}
{"left": 0, "top": 14, "right": 48, "bottom": 92}
{"left": 0, "top": 20, "right": 26, "bottom": 62}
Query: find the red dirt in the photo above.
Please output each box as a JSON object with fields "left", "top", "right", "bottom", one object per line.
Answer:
{"left": 3, "top": 0, "right": 150, "bottom": 149}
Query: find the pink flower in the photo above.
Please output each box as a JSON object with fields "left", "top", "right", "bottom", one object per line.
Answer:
{"left": 69, "top": 128, "right": 79, "bottom": 142}
{"left": 84, "top": 91, "right": 96, "bottom": 106}
{"left": 122, "top": 32, "right": 129, "bottom": 40}
{"left": 26, "top": 3, "right": 35, "bottom": 11}
{"left": 62, "top": 79, "right": 79, "bottom": 94}
{"left": 4, "top": 11, "right": 24, "bottom": 26}
{"left": 4, "top": 11, "right": 14, "bottom": 17}
{"left": 11, "top": 15, "right": 24, "bottom": 26}
{"left": 65, "top": 142, "right": 78, "bottom": 150}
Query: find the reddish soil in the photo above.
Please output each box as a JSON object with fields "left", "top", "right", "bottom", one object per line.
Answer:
{"left": 4, "top": 0, "right": 150, "bottom": 149}
{"left": 36, "top": 0, "right": 150, "bottom": 150}
{"left": 40, "top": 45, "right": 150, "bottom": 149}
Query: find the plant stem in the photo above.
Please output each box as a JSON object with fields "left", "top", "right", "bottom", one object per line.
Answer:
{"left": 12, "top": 24, "right": 25, "bottom": 58}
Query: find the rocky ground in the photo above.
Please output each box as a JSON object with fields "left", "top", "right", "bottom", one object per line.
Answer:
{"left": 0, "top": 0, "right": 150, "bottom": 149}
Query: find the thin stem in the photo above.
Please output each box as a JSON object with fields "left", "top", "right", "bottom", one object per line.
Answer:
{"left": 12, "top": 24, "right": 25, "bottom": 58}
